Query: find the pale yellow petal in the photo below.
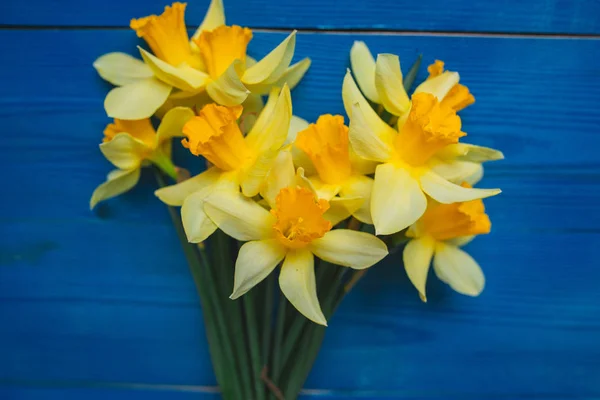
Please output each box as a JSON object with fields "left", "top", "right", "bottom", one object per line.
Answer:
{"left": 339, "top": 175, "right": 374, "bottom": 224}
{"left": 434, "top": 242, "right": 485, "bottom": 296}
{"left": 99, "top": 133, "right": 149, "bottom": 170}
{"left": 246, "top": 87, "right": 279, "bottom": 140}
{"left": 93, "top": 52, "right": 153, "bottom": 86}
{"left": 311, "top": 229, "right": 388, "bottom": 269}
{"left": 245, "top": 85, "right": 292, "bottom": 154}
{"left": 245, "top": 58, "right": 311, "bottom": 96}
{"left": 204, "top": 189, "right": 276, "bottom": 241}
{"left": 414, "top": 71, "right": 460, "bottom": 101}
{"left": 348, "top": 102, "right": 394, "bottom": 162}
{"left": 324, "top": 196, "right": 359, "bottom": 226}
{"left": 375, "top": 54, "right": 410, "bottom": 116}
{"left": 261, "top": 149, "right": 295, "bottom": 209}
{"left": 308, "top": 177, "right": 341, "bottom": 201}
{"left": 155, "top": 167, "right": 221, "bottom": 206}
{"left": 206, "top": 59, "right": 249, "bottom": 106}
{"left": 181, "top": 189, "right": 218, "bottom": 243}
{"left": 279, "top": 249, "right": 326, "bottom": 326}
{"left": 437, "top": 143, "right": 505, "bottom": 163}
{"left": 420, "top": 169, "right": 501, "bottom": 204}
{"left": 240, "top": 148, "right": 279, "bottom": 197}
{"left": 447, "top": 236, "right": 475, "bottom": 247}
{"left": 287, "top": 115, "right": 309, "bottom": 145}
{"left": 349, "top": 147, "right": 378, "bottom": 175}
{"left": 242, "top": 31, "right": 296, "bottom": 85}
{"left": 371, "top": 163, "right": 426, "bottom": 235}
{"left": 430, "top": 158, "right": 484, "bottom": 186}
{"left": 156, "top": 106, "right": 195, "bottom": 144}
{"left": 403, "top": 237, "right": 435, "bottom": 301}
{"left": 90, "top": 168, "right": 140, "bottom": 209}
{"left": 349, "top": 41, "right": 380, "bottom": 103}
{"left": 138, "top": 47, "right": 209, "bottom": 92}
{"left": 343, "top": 71, "right": 396, "bottom": 154}
{"left": 104, "top": 78, "right": 172, "bottom": 119}
{"left": 230, "top": 239, "right": 287, "bottom": 299}
{"left": 191, "top": 0, "right": 225, "bottom": 48}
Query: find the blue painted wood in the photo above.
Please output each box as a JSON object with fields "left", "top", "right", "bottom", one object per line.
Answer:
{"left": 1, "top": 23, "right": 600, "bottom": 400}
{"left": 1, "top": 0, "right": 600, "bottom": 34}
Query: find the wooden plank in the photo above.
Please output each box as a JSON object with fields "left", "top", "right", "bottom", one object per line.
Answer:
{"left": 0, "top": 386, "right": 218, "bottom": 399}
{"left": 0, "top": 0, "right": 599, "bottom": 34}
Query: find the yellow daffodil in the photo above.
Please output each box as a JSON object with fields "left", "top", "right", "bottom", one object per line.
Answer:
{"left": 90, "top": 107, "right": 194, "bottom": 209}
{"left": 289, "top": 114, "right": 378, "bottom": 225}
{"left": 94, "top": 0, "right": 310, "bottom": 120}
{"left": 349, "top": 41, "right": 474, "bottom": 117}
{"left": 154, "top": 85, "right": 292, "bottom": 243}
{"left": 342, "top": 71, "right": 501, "bottom": 235}
{"left": 202, "top": 150, "right": 388, "bottom": 325}
{"left": 430, "top": 142, "right": 504, "bottom": 186}
{"left": 403, "top": 185, "right": 491, "bottom": 301}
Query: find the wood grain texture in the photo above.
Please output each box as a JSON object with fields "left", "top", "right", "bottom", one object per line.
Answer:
{"left": 1, "top": 27, "right": 600, "bottom": 399}
{"left": 1, "top": 0, "right": 600, "bottom": 34}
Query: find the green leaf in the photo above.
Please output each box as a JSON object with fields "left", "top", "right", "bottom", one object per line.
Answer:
{"left": 403, "top": 54, "right": 423, "bottom": 93}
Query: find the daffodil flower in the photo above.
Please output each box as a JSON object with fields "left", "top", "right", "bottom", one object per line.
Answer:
{"left": 90, "top": 107, "right": 194, "bottom": 209}
{"left": 342, "top": 71, "right": 501, "bottom": 235}
{"left": 155, "top": 85, "right": 292, "bottom": 243}
{"left": 430, "top": 142, "right": 504, "bottom": 186}
{"left": 289, "top": 114, "right": 378, "bottom": 225}
{"left": 201, "top": 150, "right": 388, "bottom": 325}
{"left": 94, "top": 0, "right": 310, "bottom": 120}
{"left": 349, "top": 41, "right": 473, "bottom": 117}
{"left": 403, "top": 185, "right": 491, "bottom": 301}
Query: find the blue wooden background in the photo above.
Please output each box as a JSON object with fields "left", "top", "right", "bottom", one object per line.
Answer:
{"left": 1, "top": 1, "right": 600, "bottom": 398}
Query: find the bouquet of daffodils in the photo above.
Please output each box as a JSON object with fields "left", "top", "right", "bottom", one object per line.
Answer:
{"left": 90, "top": 0, "right": 503, "bottom": 398}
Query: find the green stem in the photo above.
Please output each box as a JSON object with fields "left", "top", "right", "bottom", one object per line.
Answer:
{"left": 270, "top": 295, "right": 287, "bottom": 398}
{"left": 262, "top": 275, "right": 275, "bottom": 367}
{"left": 244, "top": 290, "right": 265, "bottom": 399}
{"left": 150, "top": 150, "right": 178, "bottom": 180}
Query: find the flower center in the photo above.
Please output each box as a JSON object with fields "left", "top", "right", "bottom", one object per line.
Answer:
{"left": 196, "top": 25, "right": 253, "bottom": 79}
{"left": 427, "top": 60, "right": 474, "bottom": 111}
{"left": 295, "top": 115, "right": 353, "bottom": 185}
{"left": 272, "top": 187, "right": 332, "bottom": 249}
{"left": 410, "top": 184, "right": 491, "bottom": 241}
{"left": 103, "top": 118, "right": 156, "bottom": 148}
{"left": 130, "top": 2, "right": 202, "bottom": 69}
{"left": 394, "top": 92, "right": 465, "bottom": 166}
{"left": 182, "top": 104, "right": 251, "bottom": 171}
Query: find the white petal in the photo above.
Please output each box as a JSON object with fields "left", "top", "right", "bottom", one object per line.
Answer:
{"left": 349, "top": 41, "right": 380, "bottom": 103}
{"left": 156, "top": 106, "right": 195, "bottom": 144}
{"left": 104, "top": 78, "right": 172, "bottom": 120}
{"left": 403, "top": 237, "right": 435, "bottom": 301}
{"left": 204, "top": 189, "right": 275, "bottom": 241}
{"left": 191, "top": 0, "right": 225, "bottom": 47}
{"left": 242, "top": 31, "right": 296, "bottom": 85}
{"left": 261, "top": 149, "right": 296, "bottom": 209}
{"left": 311, "top": 230, "right": 388, "bottom": 269}
{"left": 430, "top": 158, "right": 484, "bottom": 186}
{"left": 230, "top": 239, "right": 287, "bottom": 299}
{"left": 339, "top": 175, "right": 374, "bottom": 224}
{"left": 414, "top": 71, "right": 460, "bottom": 101}
{"left": 371, "top": 163, "right": 427, "bottom": 235}
{"left": 420, "top": 170, "right": 501, "bottom": 204}
{"left": 375, "top": 54, "right": 410, "bottom": 116}
{"left": 181, "top": 189, "right": 218, "bottom": 243}
{"left": 139, "top": 47, "right": 209, "bottom": 92}
{"left": 155, "top": 167, "right": 221, "bottom": 206}
{"left": 206, "top": 60, "right": 249, "bottom": 106}
{"left": 93, "top": 52, "right": 153, "bottom": 86}
{"left": 90, "top": 168, "right": 141, "bottom": 209}
{"left": 433, "top": 242, "right": 485, "bottom": 296}
{"left": 99, "top": 133, "right": 149, "bottom": 170}
{"left": 279, "top": 249, "right": 326, "bottom": 326}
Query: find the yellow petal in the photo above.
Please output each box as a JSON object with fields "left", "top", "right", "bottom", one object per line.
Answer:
{"left": 447, "top": 236, "right": 475, "bottom": 247}
{"left": 339, "top": 175, "right": 374, "bottom": 224}
{"left": 181, "top": 189, "right": 218, "bottom": 243}
{"left": 245, "top": 57, "right": 311, "bottom": 95}
{"left": 138, "top": 47, "right": 209, "bottom": 92}
{"left": 261, "top": 149, "right": 296, "bottom": 209}
{"left": 324, "top": 196, "right": 359, "bottom": 226}
{"left": 430, "top": 159, "right": 484, "bottom": 186}
{"left": 371, "top": 163, "right": 426, "bottom": 235}
{"left": 349, "top": 147, "right": 378, "bottom": 175}
{"left": 375, "top": 54, "right": 411, "bottom": 116}
{"left": 99, "top": 132, "right": 149, "bottom": 170}
{"left": 437, "top": 143, "right": 505, "bottom": 163}
{"left": 204, "top": 189, "right": 276, "bottom": 241}
{"left": 230, "top": 239, "right": 287, "bottom": 299}
{"left": 90, "top": 168, "right": 141, "bottom": 209}
{"left": 287, "top": 115, "right": 309, "bottom": 145}
{"left": 104, "top": 78, "right": 172, "bottom": 119}
{"left": 206, "top": 59, "right": 249, "bottom": 106}
{"left": 156, "top": 106, "right": 195, "bottom": 144}
{"left": 242, "top": 31, "right": 296, "bottom": 85}
{"left": 240, "top": 148, "right": 279, "bottom": 197}
{"left": 93, "top": 52, "right": 153, "bottom": 86}
{"left": 311, "top": 229, "right": 387, "bottom": 269}
{"left": 190, "top": 0, "right": 225, "bottom": 48}
{"left": 348, "top": 102, "right": 394, "bottom": 162}
{"left": 245, "top": 85, "right": 292, "bottom": 154}
{"left": 414, "top": 71, "right": 459, "bottom": 101}
{"left": 155, "top": 167, "right": 221, "bottom": 206}
{"left": 433, "top": 242, "right": 485, "bottom": 296}
{"left": 403, "top": 237, "right": 435, "bottom": 301}
{"left": 279, "top": 249, "right": 326, "bottom": 326}
{"left": 349, "top": 41, "right": 380, "bottom": 103}
{"left": 420, "top": 169, "right": 501, "bottom": 204}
